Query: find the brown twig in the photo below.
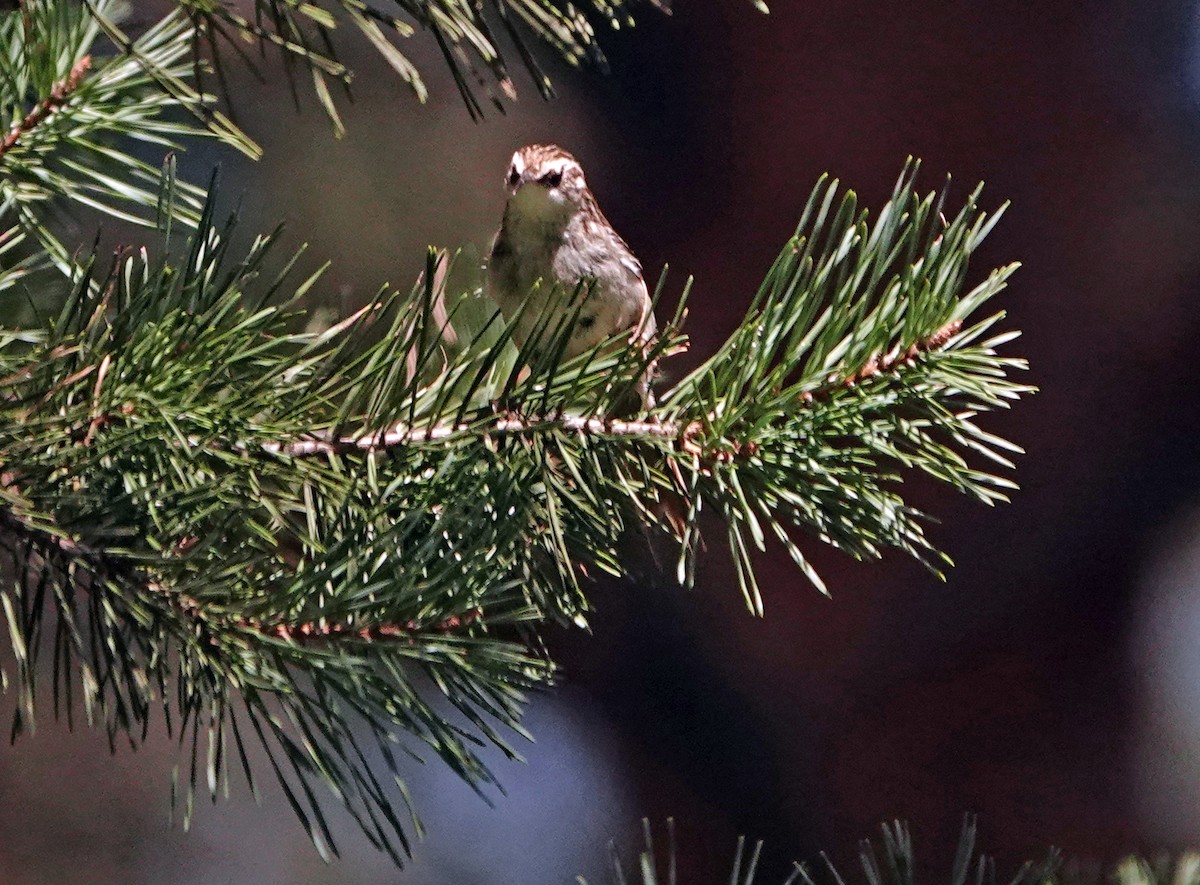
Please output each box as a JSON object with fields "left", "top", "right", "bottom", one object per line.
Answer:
{"left": 82, "top": 353, "right": 111, "bottom": 446}
{"left": 266, "top": 610, "right": 480, "bottom": 644}
{"left": 0, "top": 503, "right": 478, "bottom": 647}
{"left": 798, "top": 319, "right": 963, "bottom": 403}
{"left": 840, "top": 319, "right": 963, "bottom": 388}
{"left": 0, "top": 55, "right": 91, "bottom": 158}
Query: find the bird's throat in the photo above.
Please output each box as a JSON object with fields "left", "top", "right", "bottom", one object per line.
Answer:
{"left": 502, "top": 186, "right": 573, "bottom": 244}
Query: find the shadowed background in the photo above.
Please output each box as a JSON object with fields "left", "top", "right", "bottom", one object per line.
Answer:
{"left": 4, "top": 0, "right": 1200, "bottom": 881}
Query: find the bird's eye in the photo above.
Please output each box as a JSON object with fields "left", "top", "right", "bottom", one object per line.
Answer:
{"left": 540, "top": 169, "right": 563, "bottom": 188}
{"left": 507, "top": 167, "right": 521, "bottom": 187}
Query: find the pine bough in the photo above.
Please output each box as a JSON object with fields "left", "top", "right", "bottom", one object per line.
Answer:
{"left": 0, "top": 159, "right": 1029, "bottom": 860}
{"left": 0, "top": 0, "right": 1030, "bottom": 865}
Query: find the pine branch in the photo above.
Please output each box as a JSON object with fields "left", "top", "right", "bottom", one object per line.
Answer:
{"left": 812, "top": 318, "right": 962, "bottom": 396}
{"left": 0, "top": 2, "right": 224, "bottom": 284}
{"left": 0, "top": 54, "right": 90, "bottom": 156}
{"left": 0, "top": 1, "right": 1047, "bottom": 868}
{"left": 252, "top": 319, "right": 965, "bottom": 464}
{"left": 158, "top": 0, "right": 767, "bottom": 125}
{"left": 0, "top": 500, "right": 477, "bottom": 642}
{"left": 0, "top": 162, "right": 1029, "bottom": 862}
{"left": 268, "top": 610, "right": 481, "bottom": 642}
{"left": 262, "top": 415, "right": 683, "bottom": 456}
{"left": 0, "top": 196, "right": 568, "bottom": 862}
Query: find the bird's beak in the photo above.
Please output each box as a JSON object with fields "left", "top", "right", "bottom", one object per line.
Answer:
{"left": 505, "top": 168, "right": 527, "bottom": 195}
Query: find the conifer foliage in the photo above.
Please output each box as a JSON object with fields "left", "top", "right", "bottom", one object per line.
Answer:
{"left": 0, "top": 0, "right": 1029, "bottom": 865}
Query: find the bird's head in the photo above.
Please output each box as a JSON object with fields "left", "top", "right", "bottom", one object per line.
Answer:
{"left": 503, "top": 144, "right": 590, "bottom": 224}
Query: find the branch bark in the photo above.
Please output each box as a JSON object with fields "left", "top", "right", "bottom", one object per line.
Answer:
{"left": 0, "top": 501, "right": 472, "bottom": 647}
{"left": 0, "top": 55, "right": 91, "bottom": 158}
{"left": 264, "top": 321, "right": 965, "bottom": 458}
{"left": 260, "top": 414, "right": 683, "bottom": 457}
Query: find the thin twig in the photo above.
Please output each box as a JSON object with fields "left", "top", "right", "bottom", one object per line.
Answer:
{"left": 82, "top": 353, "right": 111, "bottom": 446}
{"left": 267, "top": 610, "right": 480, "bottom": 643}
{"left": 261, "top": 414, "right": 683, "bottom": 457}
{"left": 0, "top": 55, "right": 91, "bottom": 158}
{"left": 0, "top": 503, "right": 474, "bottom": 646}
{"left": 266, "top": 321, "right": 965, "bottom": 459}
{"left": 802, "top": 319, "right": 963, "bottom": 401}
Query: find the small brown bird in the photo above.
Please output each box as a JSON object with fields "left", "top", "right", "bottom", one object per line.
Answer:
{"left": 486, "top": 144, "right": 657, "bottom": 408}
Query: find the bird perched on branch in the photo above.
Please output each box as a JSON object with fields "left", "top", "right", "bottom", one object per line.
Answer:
{"left": 486, "top": 143, "right": 657, "bottom": 410}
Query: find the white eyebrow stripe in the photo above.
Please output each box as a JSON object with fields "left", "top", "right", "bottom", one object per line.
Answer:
{"left": 545, "top": 158, "right": 575, "bottom": 173}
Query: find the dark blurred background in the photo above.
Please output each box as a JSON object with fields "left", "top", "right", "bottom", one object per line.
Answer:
{"left": 6, "top": 0, "right": 1200, "bottom": 881}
